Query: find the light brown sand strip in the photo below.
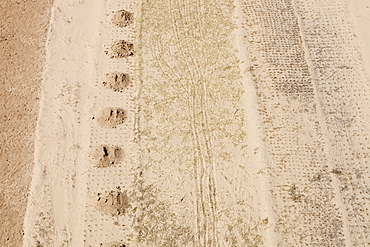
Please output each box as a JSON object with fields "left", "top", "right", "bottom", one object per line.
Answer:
{"left": 0, "top": 1, "right": 52, "bottom": 246}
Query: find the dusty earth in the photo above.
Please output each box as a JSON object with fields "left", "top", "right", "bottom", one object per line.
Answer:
{"left": 2, "top": 0, "right": 370, "bottom": 246}
{"left": 0, "top": 1, "right": 52, "bottom": 246}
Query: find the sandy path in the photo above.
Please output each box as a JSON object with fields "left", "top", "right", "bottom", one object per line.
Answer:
{"left": 0, "top": 1, "right": 52, "bottom": 246}
{"left": 23, "top": 1, "right": 104, "bottom": 246}
{"left": 23, "top": 0, "right": 370, "bottom": 246}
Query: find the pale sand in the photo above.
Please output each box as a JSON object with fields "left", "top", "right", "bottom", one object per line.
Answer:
{"left": 22, "top": 0, "right": 370, "bottom": 246}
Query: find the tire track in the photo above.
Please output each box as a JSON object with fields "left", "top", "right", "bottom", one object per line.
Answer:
{"left": 166, "top": 1, "right": 206, "bottom": 242}
{"left": 166, "top": 0, "right": 218, "bottom": 243}
{"left": 136, "top": 0, "right": 261, "bottom": 245}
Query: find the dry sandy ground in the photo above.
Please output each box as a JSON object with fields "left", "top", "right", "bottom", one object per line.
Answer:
{"left": 0, "top": 1, "right": 52, "bottom": 246}
{"left": 1, "top": 0, "right": 370, "bottom": 246}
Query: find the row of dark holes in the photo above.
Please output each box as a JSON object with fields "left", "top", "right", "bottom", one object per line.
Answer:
{"left": 93, "top": 8, "right": 134, "bottom": 247}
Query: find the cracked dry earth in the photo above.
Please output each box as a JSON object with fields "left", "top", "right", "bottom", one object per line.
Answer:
{"left": 3, "top": 0, "right": 370, "bottom": 246}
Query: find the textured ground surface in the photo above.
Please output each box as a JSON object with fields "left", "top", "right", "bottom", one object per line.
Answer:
{"left": 0, "top": 1, "right": 52, "bottom": 246}
{"left": 2, "top": 0, "right": 370, "bottom": 246}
